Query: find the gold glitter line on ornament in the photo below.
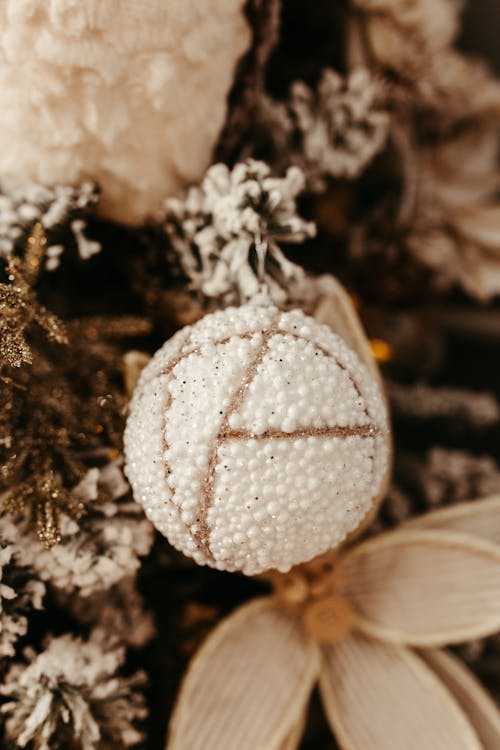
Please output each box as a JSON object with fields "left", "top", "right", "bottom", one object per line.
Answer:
{"left": 195, "top": 321, "right": 280, "bottom": 558}
{"left": 225, "top": 424, "right": 379, "bottom": 441}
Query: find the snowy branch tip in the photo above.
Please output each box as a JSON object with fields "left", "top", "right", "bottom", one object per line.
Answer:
{"left": 164, "top": 160, "right": 316, "bottom": 306}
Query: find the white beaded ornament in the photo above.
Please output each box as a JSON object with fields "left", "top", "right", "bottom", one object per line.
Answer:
{"left": 124, "top": 304, "right": 390, "bottom": 575}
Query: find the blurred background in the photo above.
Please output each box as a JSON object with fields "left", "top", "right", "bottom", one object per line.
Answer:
{"left": 461, "top": 0, "right": 500, "bottom": 71}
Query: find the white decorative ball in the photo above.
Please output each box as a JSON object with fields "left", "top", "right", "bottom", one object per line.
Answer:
{"left": 124, "top": 304, "right": 390, "bottom": 575}
{"left": 0, "top": 0, "right": 250, "bottom": 225}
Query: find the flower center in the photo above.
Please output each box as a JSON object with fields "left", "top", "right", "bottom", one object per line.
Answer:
{"left": 271, "top": 553, "right": 355, "bottom": 643}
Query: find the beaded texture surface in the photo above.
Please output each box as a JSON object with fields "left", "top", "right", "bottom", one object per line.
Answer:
{"left": 124, "top": 305, "right": 390, "bottom": 575}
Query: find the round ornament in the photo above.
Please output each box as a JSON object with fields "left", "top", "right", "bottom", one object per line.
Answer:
{"left": 124, "top": 304, "right": 390, "bottom": 575}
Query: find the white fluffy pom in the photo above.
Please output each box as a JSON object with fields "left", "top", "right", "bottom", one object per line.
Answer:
{"left": 0, "top": 0, "right": 250, "bottom": 225}
{"left": 124, "top": 304, "right": 390, "bottom": 575}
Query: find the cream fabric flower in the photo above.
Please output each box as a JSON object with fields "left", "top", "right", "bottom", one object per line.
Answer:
{"left": 0, "top": 0, "right": 250, "bottom": 225}
{"left": 167, "top": 496, "right": 500, "bottom": 750}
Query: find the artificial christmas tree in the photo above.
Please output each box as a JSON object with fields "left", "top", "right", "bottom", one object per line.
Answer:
{"left": 1, "top": 2, "right": 500, "bottom": 749}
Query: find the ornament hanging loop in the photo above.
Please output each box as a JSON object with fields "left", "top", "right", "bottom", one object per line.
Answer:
{"left": 251, "top": 233, "right": 273, "bottom": 307}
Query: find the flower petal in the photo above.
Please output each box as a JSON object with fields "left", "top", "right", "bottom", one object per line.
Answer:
{"left": 422, "top": 648, "right": 500, "bottom": 749}
{"left": 167, "top": 597, "right": 319, "bottom": 750}
{"left": 405, "top": 495, "right": 500, "bottom": 546}
{"left": 339, "top": 529, "right": 500, "bottom": 645}
{"left": 279, "top": 713, "right": 307, "bottom": 750}
{"left": 313, "top": 279, "right": 381, "bottom": 381}
{"left": 457, "top": 205, "right": 500, "bottom": 249}
{"left": 320, "top": 633, "right": 482, "bottom": 750}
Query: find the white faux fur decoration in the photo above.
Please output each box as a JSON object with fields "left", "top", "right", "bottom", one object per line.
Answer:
{"left": 0, "top": 1, "right": 250, "bottom": 225}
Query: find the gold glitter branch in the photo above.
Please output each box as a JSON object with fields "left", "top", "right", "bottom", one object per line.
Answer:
{"left": 0, "top": 224, "right": 67, "bottom": 369}
{"left": 0, "top": 226, "right": 151, "bottom": 546}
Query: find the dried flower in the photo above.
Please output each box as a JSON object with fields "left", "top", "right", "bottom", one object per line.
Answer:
{"left": 1, "top": 630, "right": 147, "bottom": 750}
{"left": 412, "top": 49, "right": 500, "bottom": 129}
{"left": 351, "top": 125, "right": 500, "bottom": 299}
{"left": 345, "top": 0, "right": 500, "bottom": 300}
{"left": 402, "top": 130, "right": 500, "bottom": 299}
{"left": 164, "top": 159, "right": 315, "bottom": 305}
{"left": 168, "top": 496, "right": 500, "bottom": 750}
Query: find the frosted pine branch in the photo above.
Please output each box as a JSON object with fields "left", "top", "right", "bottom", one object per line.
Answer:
{"left": 382, "top": 448, "right": 500, "bottom": 528}
{"left": 0, "top": 182, "right": 100, "bottom": 268}
{"left": 12, "top": 460, "right": 153, "bottom": 597}
{"left": 67, "top": 577, "right": 156, "bottom": 649}
{"left": 379, "top": 449, "right": 500, "bottom": 531}
{"left": 290, "top": 68, "right": 389, "bottom": 188}
{"left": 0, "top": 519, "right": 45, "bottom": 658}
{"left": 0, "top": 630, "right": 147, "bottom": 750}
{"left": 219, "top": 68, "right": 389, "bottom": 191}
{"left": 387, "top": 380, "right": 500, "bottom": 428}
{"left": 164, "top": 159, "right": 315, "bottom": 306}
{"left": 417, "top": 448, "right": 500, "bottom": 507}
